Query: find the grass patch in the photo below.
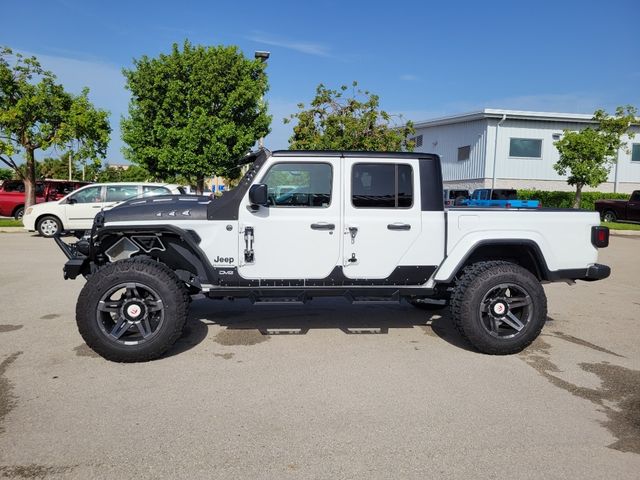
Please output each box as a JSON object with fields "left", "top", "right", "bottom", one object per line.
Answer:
{"left": 0, "top": 219, "right": 22, "bottom": 227}
{"left": 602, "top": 221, "right": 640, "bottom": 231}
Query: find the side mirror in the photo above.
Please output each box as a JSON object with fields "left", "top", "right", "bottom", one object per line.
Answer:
{"left": 248, "top": 184, "right": 268, "bottom": 208}
{"left": 67, "top": 197, "right": 77, "bottom": 205}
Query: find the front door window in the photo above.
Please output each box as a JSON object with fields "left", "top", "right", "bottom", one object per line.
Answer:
{"left": 262, "top": 162, "right": 332, "bottom": 208}
{"left": 71, "top": 186, "right": 103, "bottom": 203}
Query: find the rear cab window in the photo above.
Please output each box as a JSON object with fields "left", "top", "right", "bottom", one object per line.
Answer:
{"left": 1, "top": 181, "right": 24, "bottom": 193}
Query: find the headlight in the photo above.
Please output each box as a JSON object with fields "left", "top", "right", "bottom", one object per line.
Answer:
{"left": 25, "top": 207, "right": 33, "bottom": 215}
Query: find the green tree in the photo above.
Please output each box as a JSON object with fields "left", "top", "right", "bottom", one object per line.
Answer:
{"left": 285, "top": 82, "right": 415, "bottom": 151}
{"left": 0, "top": 47, "right": 110, "bottom": 207}
{"left": 554, "top": 105, "right": 637, "bottom": 208}
{"left": 0, "top": 167, "right": 12, "bottom": 180}
{"left": 122, "top": 41, "right": 271, "bottom": 193}
{"left": 40, "top": 155, "right": 73, "bottom": 179}
{"left": 62, "top": 87, "right": 110, "bottom": 180}
{"left": 38, "top": 151, "right": 101, "bottom": 180}
{"left": 96, "top": 164, "right": 153, "bottom": 183}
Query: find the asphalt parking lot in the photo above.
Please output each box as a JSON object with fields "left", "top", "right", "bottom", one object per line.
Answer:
{"left": 0, "top": 232, "right": 638, "bottom": 479}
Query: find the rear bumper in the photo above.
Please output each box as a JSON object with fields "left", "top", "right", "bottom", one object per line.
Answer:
{"left": 584, "top": 263, "right": 611, "bottom": 281}
{"left": 547, "top": 263, "right": 611, "bottom": 282}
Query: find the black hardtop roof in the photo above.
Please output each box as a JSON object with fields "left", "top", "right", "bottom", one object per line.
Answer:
{"left": 271, "top": 150, "right": 439, "bottom": 159}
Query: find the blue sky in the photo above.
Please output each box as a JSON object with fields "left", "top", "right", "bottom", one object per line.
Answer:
{"left": 2, "top": 0, "right": 638, "bottom": 164}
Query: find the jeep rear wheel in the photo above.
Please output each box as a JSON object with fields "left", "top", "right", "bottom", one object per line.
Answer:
{"left": 450, "top": 261, "right": 547, "bottom": 355}
{"left": 76, "top": 258, "right": 189, "bottom": 362}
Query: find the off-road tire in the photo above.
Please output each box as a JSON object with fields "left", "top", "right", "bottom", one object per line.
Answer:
{"left": 37, "top": 215, "right": 62, "bottom": 237}
{"left": 450, "top": 261, "right": 547, "bottom": 355}
{"left": 76, "top": 258, "right": 190, "bottom": 362}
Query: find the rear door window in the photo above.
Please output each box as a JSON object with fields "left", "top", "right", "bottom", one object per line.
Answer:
{"left": 351, "top": 163, "right": 413, "bottom": 208}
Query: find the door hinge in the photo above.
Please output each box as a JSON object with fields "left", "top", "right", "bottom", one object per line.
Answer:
{"left": 244, "top": 226, "right": 255, "bottom": 263}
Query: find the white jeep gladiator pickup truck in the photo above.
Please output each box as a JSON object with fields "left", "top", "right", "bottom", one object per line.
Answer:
{"left": 55, "top": 149, "right": 610, "bottom": 362}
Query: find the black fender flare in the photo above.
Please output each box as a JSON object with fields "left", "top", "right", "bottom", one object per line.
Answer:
{"left": 436, "top": 239, "right": 554, "bottom": 283}
{"left": 95, "top": 225, "right": 217, "bottom": 285}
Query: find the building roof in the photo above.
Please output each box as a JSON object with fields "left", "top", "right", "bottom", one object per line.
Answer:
{"left": 413, "top": 108, "right": 595, "bottom": 128}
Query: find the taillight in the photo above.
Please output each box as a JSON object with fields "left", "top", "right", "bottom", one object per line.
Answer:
{"left": 591, "top": 226, "right": 609, "bottom": 248}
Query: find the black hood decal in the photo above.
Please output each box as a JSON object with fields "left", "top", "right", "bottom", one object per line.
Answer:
{"left": 103, "top": 195, "right": 210, "bottom": 223}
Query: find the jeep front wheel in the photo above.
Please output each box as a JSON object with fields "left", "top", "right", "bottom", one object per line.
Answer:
{"left": 76, "top": 258, "right": 189, "bottom": 362}
{"left": 450, "top": 261, "right": 547, "bottom": 355}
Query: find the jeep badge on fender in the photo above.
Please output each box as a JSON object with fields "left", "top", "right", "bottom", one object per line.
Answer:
{"left": 212, "top": 256, "right": 234, "bottom": 264}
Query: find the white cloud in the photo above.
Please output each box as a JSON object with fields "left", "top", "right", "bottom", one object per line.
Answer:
{"left": 400, "top": 74, "right": 418, "bottom": 81}
{"left": 246, "top": 32, "right": 332, "bottom": 58}
{"left": 395, "top": 93, "right": 607, "bottom": 125}
{"left": 448, "top": 93, "right": 604, "bottom": 115}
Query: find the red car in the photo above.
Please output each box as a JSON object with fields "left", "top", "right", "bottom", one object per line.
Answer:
{"left": 0, "top": 179, "right": 90, "bottom": 219}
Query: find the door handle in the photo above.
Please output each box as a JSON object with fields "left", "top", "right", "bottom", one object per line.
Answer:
{"left": 311, "top": 223, "right": 335, "bottom": 230}
{"left": 92, "top": 206, "right": 102, "bottom": 208}
{"left": 387, "top": 223, "right": 411, "bottom": 231}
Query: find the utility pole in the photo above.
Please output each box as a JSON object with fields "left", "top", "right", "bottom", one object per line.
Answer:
{"left": 68, "top": 150, "right": 72, "bottom": 181}
{"left": 254, "top": 51, "right": 270, "bottom": 149}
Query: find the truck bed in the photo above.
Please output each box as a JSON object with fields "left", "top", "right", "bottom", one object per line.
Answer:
{"left": 435, "top": 208, "right": 601, "bottom": 282}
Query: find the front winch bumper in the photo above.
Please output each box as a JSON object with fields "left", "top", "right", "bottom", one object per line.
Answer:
{"left": 53, "top": 236, "right": 90, "bottom": 279}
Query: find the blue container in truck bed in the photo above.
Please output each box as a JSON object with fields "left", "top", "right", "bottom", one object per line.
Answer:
{"left": 462, "top": 188, "right": 540, "bottom": 208}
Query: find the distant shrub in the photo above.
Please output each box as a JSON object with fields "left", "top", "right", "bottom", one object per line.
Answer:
{"left": 517, "top": 190, "right": 630, "bottom": 210}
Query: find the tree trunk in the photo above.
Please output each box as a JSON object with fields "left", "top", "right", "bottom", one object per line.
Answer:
{"left": 24, "top": 148, "right": 37, "bottom": 208}
{"left": 573, "top": 184, "right": 583, "bottom": 209}
{"left": 196, "top": 177, "right": 205, "bottom": 195}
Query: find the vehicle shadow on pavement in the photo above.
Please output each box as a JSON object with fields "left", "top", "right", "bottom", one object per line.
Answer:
{"left": 164, "top": 297, "right": 476, "bottom": 355}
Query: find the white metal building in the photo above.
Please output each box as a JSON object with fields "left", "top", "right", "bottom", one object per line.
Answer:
{"left": 411, "top": 109, "right": 640, "bottom": 193}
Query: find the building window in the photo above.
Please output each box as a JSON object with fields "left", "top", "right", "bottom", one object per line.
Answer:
{"left": 458, "top": 145, "right": 471, "bottom": 161}
{"left": 509, "top": 138, "right": 542, "bottom": 158}
{"left": 411, "top": 135, "right": 423, "bottom": 148}
{"left": 632, "top": 144, "right": 640, "bottom": 162}
{"left": 352, "top": 163, "right": 413, "bottom": 208}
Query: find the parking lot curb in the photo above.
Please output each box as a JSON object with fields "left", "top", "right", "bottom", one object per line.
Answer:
{"left": 0, "top": 227, "right": 26, "bottom": 233}
{"left": 609, "top": 229, "right": 640, "bottom": 236}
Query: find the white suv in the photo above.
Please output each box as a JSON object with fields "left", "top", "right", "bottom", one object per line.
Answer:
{"left": 23, "top": 182, "right": 186, "bottom": 237}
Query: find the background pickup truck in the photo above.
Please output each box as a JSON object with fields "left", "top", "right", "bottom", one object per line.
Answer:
{"left": 595, "top": 190, "right": 640, "bottom": 222}
{"left": 55, "top": 149, "right": 609, "bottom": 363}
{"left": 0, "top": 179, "right": 89, "bottom": 219}
{"left": 463, "top": 188, "right": 540, "bottom": 208}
